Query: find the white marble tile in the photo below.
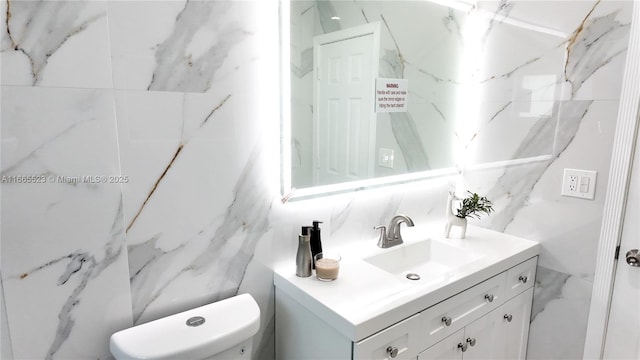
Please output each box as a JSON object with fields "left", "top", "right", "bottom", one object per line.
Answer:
{"left": 107, "top": 0, "right": 260, "bottom": 92}
{"left": 113, "top": 90, "right": 185, "bottom": 228}
{"left": 1, "top": 86, "right": 132, "bottom": 359}
{"left": 528, "top": 271, "right": 593, "bottom": 360}
{"left": 475, "top": 0, "right": 632, "bottom": 102}
{"left": 1, "top": 0, "right": 113, "bottom": 88}
{"left": 478, "top": 100, "right": 618, "bottom": 276}
{"left": 115, "top": 68, "right": 274, "bottom": 326}
{"left": 125, "top": 141, "right": 274, "bottom": 325}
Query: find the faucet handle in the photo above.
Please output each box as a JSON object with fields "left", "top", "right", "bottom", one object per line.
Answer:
{"left": 374, "top": 225, "right": 387, "bottom": 247}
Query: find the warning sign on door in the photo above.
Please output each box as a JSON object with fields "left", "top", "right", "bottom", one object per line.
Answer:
{"left": 375, "top": 78, "right": 408, "bottom": 113}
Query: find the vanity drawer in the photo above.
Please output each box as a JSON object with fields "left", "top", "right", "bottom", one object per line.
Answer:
{"left": 354, "top": 313, "right": 421, "bottom": 360}
{"left": 419, "top": 272, "right": 506, "bottom": 348}
{"left": 504, "top": 257, "right": 537, "bottom": 300}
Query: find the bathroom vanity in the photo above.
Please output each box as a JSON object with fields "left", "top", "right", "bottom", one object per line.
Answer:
{"left": 274, "top": 225, "right": 540, "bottom": 359}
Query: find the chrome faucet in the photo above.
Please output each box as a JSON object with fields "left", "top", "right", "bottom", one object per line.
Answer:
{"left": 374, "top": 214, "right": 415, "bottom": 248}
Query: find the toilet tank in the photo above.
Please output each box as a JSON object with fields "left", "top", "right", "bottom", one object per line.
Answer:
{"left": 110, "top": 294, "right": 260, "bottom": 360}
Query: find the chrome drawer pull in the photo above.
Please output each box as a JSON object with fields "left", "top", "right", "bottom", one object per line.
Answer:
{"left": 484, "top": 293, "right": 494, "bottom": 303}
{"left": 466, "top": 337, "right": 476, "bottom": 346}
{"left": 386, "top": 346, "right": 398, "bottom": 358}
{"left": 519, "top": 275, "right": 528, "bottom": 283}
{"left": 441, "top": 316, "right": 452, "bottom": 326}
{"left": 504, "top": 314, "right": 513, "bottom": 322}
{"left": 458, "top": 342, "right": 468, "bottom": 352}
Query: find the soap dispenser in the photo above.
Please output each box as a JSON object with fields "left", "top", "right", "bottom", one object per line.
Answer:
{"left": 296, "top": 226, "right": 312, "bottom": 277}
{"left": 310, "top": 221, "right": 323, "bottom": 269}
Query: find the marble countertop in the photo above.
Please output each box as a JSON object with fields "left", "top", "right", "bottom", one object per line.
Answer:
{"left": 273, "top": 224, "right": 540, "bottom": 342}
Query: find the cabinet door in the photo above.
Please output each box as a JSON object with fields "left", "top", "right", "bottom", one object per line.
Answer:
{"left": 462, "top": 307, "right": 504, "bottom": 360}
{"left": 498, "top": 287, "right": 533, "bottom": 360}
{"left": 417, "top": 329, "right": 464, "bottom": 360}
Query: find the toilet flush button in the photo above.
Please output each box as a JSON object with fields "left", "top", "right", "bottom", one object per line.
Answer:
{"left": 186, "top": 316, "right": 206, "bottom": 327}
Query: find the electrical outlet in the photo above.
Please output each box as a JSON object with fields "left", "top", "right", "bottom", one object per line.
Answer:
{"left": 562, "top": 168, "right": 597, "bottom": 199}
{"left": 568, "top": 175, "right": 578, "bottom": 191}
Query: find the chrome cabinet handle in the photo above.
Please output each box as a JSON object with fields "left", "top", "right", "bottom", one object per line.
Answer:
{"left": 441, "top": 316, "right": 452, "bottom": 326}
{"left": 519, "top": 275, "right": 528, "bottom": 283}
{"left": 386, "top": 346, "right": 398, "bottom": 358}
{"left": 504, "top": 314, "right": 513, "bottom": 322}
{"left": 458, "top": 342, "right": 468, "bottom": 352}
{"left": 485, "top": 294, "right": 494, "bottom": 303}
{"left": 466, "top": 337, "right": 476, "bottom": 346}
{"left": 626, "top": 249, "right": 640, "bottom": 267}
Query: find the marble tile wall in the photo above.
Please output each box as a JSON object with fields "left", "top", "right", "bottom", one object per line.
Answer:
{"left": 0, "top": 1, "right": 634, "bottom": 360}
{"left": 464, "top": 1, "right": 632, "bottom": 359}
{"left": 1, "top": 1, "right": 132, "bottom": 359}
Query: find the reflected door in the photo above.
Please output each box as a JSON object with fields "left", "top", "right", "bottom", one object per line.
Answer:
{"left": 314, "top": 27, "right": 377, "bottom": 186}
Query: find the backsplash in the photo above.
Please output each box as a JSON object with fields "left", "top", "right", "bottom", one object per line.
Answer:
{"left": 0, "top": 1, "right": 633, "bottom": 360}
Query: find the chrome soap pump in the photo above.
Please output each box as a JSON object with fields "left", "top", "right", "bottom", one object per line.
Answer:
{"left": 296, "top": 226, "right": 313, "bottom": 277}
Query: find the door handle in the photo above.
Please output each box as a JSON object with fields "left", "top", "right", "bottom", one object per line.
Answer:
{"left": 626, "top": 249, "right": 640, "bottom": 267}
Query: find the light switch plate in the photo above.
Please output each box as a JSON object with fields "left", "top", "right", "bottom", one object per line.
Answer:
{"left": 561, "top": 168, "right": 597, "bottom": 199}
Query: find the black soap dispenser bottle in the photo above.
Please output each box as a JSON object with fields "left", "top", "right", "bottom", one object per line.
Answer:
{"left": 310, "top": 221, "right": 323, "bottom": 269}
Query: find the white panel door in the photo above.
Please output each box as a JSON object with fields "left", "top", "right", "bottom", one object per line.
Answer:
{"left": 314, "top": 27, "right": 377, "bottom": 186}
{"left": 499, "top": 288, "right": 533, "bottom": 360}
{"left": 603, "top": 130, "right": 640, "bottom": 359}
{"left": 463, "top": 309, "right": 503, "bottom": 360}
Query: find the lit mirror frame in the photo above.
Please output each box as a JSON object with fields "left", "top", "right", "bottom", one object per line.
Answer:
{"left": 280, "top": 0, "right": 562, "bottom": 201}
{"left": 279, "top": 0, "right": 460, "bottom": 201}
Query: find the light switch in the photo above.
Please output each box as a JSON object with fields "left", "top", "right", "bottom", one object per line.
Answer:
{"left": 379, "top": 148, "right": 394, "bottom": 168}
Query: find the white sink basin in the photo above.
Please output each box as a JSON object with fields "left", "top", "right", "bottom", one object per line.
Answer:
{"left": 363, "top": 239, "right": 482, "bottom": 281}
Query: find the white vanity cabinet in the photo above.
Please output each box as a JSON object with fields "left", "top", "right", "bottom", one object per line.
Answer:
{"left": 275, "top": 255, "right": 538, "bottom": 360}
{"left": 418, "top": 287, "right": 534, "bottom": 360}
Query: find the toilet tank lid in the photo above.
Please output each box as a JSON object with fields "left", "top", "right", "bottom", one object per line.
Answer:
{"left": 110, "top": 293, "right": 260, "bottom": 360}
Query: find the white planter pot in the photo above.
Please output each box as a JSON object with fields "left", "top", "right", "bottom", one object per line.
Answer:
{"left": 444, "top": 216, "right": 467, "bottom": 239}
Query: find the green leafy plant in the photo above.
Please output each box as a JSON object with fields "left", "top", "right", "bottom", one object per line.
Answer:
{"left": 456, "top": 191, "right": 494, "bottom": 219}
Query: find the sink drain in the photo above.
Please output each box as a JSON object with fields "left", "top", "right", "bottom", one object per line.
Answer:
{"left": 406, "top": 273, "right": 421, "bottom": 281}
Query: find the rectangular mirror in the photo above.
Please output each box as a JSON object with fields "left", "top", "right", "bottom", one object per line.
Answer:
{"left": 281, "top": 0, "right": 563, "bottom": 199}
{"left": 282, "top": 0, "right": 467, "bottom": 198}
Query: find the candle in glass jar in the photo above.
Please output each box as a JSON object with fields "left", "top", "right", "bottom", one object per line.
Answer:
{"left": 315, "top": 256, "right": 340, "bottom": 280}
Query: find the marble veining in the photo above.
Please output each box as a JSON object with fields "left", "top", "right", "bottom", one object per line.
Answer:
{"left": 530, "top": 265, "right": 571, "bottom": 322}
{"left": 147, "top": 1, "right": 250, "bottom": 93}
{"left": 564, "top": 9, "right": 630, "bottom": 97}
{"left": 2, "top": 83, "right": 132, "bottom": 359}
{"left": 482, "top": 100, "right": 592, "bottom": 231}
{"left": 1, "top": 89, "right": 105, "bottom": 175}
{"left": 2, "top": 0, "right": 110, "bottom": 87}
{"left": 43, "top": 203, "right": 125, "bottom": 360}
{"left": 128, "top": 143, "right": 272, "bottom": 324}
{"left": 126, "top": 94, "right": 231, "bottom": 232}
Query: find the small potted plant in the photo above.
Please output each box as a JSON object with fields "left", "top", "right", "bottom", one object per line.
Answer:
{"left": 445, "top": 191, "right": 494, "bottom": 239}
